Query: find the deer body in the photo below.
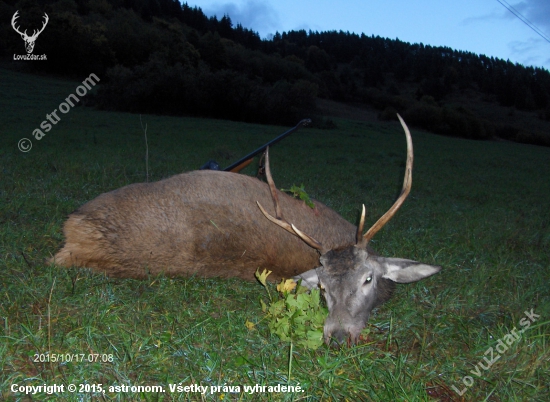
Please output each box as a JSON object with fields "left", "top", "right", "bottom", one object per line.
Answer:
{"left": 52, "top": 170, "right": 355, "bottom": 280}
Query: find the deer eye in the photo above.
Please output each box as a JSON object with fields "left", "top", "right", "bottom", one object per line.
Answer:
{"left": 319, "top": 282, "right": 325, "bottom": 290}
{"left": 364, "top": 276, "right": 372, "bottom": 285}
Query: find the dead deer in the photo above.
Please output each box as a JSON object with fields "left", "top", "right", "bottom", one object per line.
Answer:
{"left": 51, "top": 115, "right": 440, "bottom": 345}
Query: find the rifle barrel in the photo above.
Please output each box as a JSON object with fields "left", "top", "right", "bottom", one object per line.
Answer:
{"left": 223, "top": 119, "right": 311, "bottom": 172}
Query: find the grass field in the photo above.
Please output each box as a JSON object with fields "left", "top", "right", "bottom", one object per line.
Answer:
{"left": 1, "top": 68, "right": 549, "bottom": 401}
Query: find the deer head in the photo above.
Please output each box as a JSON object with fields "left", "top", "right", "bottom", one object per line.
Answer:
{"left": 257, "top": 115, "right": 441, "bottom": 346}
{"left": 12, "top": 11, "right": 49, "bottom": 54}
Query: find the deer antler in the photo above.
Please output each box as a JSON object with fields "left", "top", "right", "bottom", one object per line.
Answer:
{"left": 257, "top": 147, "right": 324, "bottom": 251}
{"left": 11, "top": 11, "right": 25, "bottom": 36}
{"left": 358, "top": 114, "right": 413, "bottom": 248}
{"left": 356, "top": 204, "right": 366, "bottom": 244}
{"left": 11, "top": 11, "right": 48, "bottom": 39}
{"left": 264, "top": 146, "right": 284, "bottom": 222}
{"left": 33, "top": 13, "right": 49, "bottom": 38}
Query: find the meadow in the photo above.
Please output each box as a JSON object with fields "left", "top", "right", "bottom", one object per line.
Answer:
{"left": 1, "top": 68, "right": 549, "bottom": 401}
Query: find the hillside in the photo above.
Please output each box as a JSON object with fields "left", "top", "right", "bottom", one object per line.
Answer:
{"left": 1, "top": 0, "right": 549, "bottom": 145}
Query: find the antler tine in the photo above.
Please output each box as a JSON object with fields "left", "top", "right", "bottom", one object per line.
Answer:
{"left": 257, "top": 147, "right": 324, "bottom": 251}
{"left": 36, "top": 13, "right": 49, "bottom": 36}
{"left": 11, "top": 11, "right": 25, "bottom": 36}
{"left": 256, "top": 201, "right": 294, "bottom": 233}
{"left": 291, "top": 224, "right": 323, "bottom": 250}
{"left": 257, "top": 201, "right": 324, "bottom": 250}
{"left": 29, "top": 13, "right": 48, "bottom": 39}
{"left": 356, "top": 204, "right": 366, "bottom": 244}
{"left": 359, "top": 114, "right": 413, "bottom": 247}
{"left": 264, "top": 147, "right": 283, "bottom": 220}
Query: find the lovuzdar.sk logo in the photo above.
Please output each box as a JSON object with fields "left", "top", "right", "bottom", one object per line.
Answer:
{"left": 11, "top": 10, "right": 48, "bottom": 60}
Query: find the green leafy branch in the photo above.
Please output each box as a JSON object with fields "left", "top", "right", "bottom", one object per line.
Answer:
{"left": 252, "top": 269, "right": 327, "bottom": 350}
{"left": 281, "top": 184, "right": 315, "bottom": 209}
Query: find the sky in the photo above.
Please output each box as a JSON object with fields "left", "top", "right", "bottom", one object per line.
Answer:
{"left": 192, "top": 0, "right": 550, "bottom": 71}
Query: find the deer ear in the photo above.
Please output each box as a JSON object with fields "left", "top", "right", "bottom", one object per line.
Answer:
{"left": 292, "top": 268, "right": 320, "bottom": 289}
{"left": 380, "top": 258, "right": 441, "bottom": 284}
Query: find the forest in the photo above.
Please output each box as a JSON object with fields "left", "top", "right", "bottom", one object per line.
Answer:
{"left": 1, "top": 0, "right": 549, "bottom": 145}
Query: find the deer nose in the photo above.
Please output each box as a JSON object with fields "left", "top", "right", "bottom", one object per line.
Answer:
{"left": 328, "top": 329, "right": 349, "bottom": 348}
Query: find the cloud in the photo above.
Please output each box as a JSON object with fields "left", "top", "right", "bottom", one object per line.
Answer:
{"left": 461, "top": 11, "right": 502, "bottom": 26}
{"left": 500, "top": 1, "right": 550, "bottom": 68}
{"left": 506, "top": 36, "right": 550, "bottom": 68}
{"left": 508, "top": 36, "right": 543, "bottom": 55}
{"left": 508, "top": 37, "right": 545, "bottom": 66}
{"left": 464, "top": 1, "right": 550, "bottom": 68}
{"left": 520, "top": 0, "right": 550, "bottom": 36}
{"left": 498, "top": 0, "right": 550, "bottom": 37}
{"left": 202, "top": 0, "right": 280, "bottom": 37}
{"left": 463, "top": 1, "right": 550, "bottom": 36}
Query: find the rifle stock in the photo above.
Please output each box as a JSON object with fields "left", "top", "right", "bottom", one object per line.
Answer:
{"left": 222, "top": 119, "right": 311, "bottom": 173}
{"left": 228, "top": 158, "right": 254, "bottom": 173}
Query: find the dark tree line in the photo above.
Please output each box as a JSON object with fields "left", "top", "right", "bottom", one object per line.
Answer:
{"left": 1, "top": 0, "right": 549, "bottom": 143}
{"left": 263, "top": 30, "right": 550, "bottom": 113}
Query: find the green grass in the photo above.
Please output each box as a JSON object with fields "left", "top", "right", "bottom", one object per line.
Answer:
{"left": 1, "top": 68, "right": 549, "bottom": 401}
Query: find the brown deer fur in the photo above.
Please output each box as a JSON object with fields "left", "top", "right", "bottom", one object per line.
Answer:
{"left": 51, "top": 170, "right": 356, "bottom": 280}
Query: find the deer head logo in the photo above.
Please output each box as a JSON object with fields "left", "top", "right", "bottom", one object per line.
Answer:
{"left": 11, "top": 11, "right": 49, "bottom": 54}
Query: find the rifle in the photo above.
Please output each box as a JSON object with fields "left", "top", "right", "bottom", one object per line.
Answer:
{"left": 200, "top": 119, "right": 311, "bottom": 173}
